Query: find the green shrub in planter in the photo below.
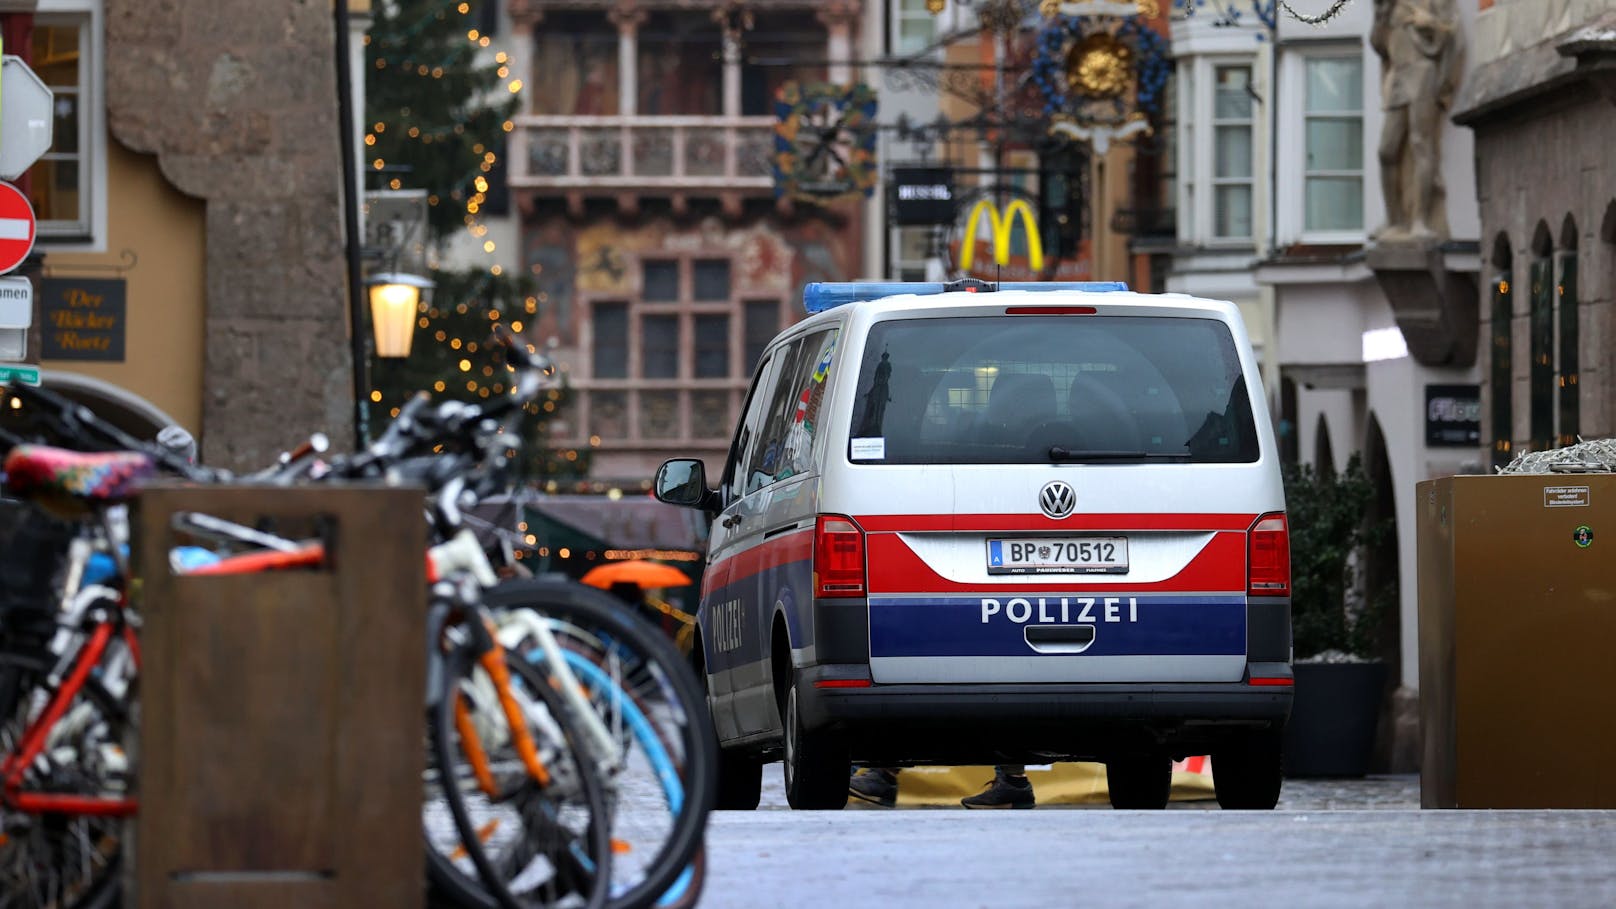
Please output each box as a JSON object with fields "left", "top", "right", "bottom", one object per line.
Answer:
{"left": 1283, "top": 454, "right": 1394, "bottom": 661}
{"left": 1282, "top": 454, "right": 1397, "bottom": 777}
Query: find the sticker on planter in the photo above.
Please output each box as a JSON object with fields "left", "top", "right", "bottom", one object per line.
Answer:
{"left": 1545, "top": 485, "right": 1591, "bottom": 508}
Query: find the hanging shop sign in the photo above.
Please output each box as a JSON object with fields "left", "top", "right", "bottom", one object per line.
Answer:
{"left": 772, "top": 81, "right": 879, "bottom": 203}
{"left": 1425, "top": 384, "right": 1481, "bottom": 447}
{"left": 40, "top": 277, "right": 126, "bottom": 361}
{"left": 954, "top": 194, "right": 1045, "bottom": 277}
{"left": 1032, "top": 12, "right": 1171, "bottom": 130}
{"left": 890, "top": 167, "right": 958, "bottom": 226}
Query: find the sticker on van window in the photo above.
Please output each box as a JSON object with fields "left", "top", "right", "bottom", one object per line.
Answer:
{"left": 851, "top": 437, "right": 886, "bottom": 460}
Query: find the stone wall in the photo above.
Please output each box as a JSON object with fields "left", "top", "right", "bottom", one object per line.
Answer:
{"left": 105, "top": 0, "right": 353, "bottom": 470}
{"left": 1471, "top": 88, "right": 1616, "bottom": 449}
{"left": 1473, "top": 0, "right": 1616, "bottom": 64}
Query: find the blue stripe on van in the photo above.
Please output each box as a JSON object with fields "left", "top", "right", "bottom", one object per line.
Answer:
{"left": 867, "top": 594, "right": 1246, "bottom": 658}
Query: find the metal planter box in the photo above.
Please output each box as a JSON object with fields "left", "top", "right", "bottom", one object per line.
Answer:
{"left": 1417, "top": 474, "right": 1616, "bottom": 809}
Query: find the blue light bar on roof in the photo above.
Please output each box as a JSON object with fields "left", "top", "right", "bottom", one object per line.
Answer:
{"left": 802, "top": 280, "right": 1130, "bottom": 314}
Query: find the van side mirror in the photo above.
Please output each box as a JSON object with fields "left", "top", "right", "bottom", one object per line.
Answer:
{"left": 655, "top": 458, "right": 716, "bottom": 512}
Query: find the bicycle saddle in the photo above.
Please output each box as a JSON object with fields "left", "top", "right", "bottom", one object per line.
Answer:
{"left": 3, "top": 444, "right": 156, "bottom": 517}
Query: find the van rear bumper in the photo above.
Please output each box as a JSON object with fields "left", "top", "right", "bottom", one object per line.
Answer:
{"left": 799, "top": 663, "right": 1292, "bottom": 765}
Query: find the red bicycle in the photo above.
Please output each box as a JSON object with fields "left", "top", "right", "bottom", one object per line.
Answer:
{"left": 0, "top": 444, "right": 156, "bottom": 909}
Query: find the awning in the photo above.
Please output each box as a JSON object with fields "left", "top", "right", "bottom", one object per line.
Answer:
{"left": 469, "top": 492, "right": 709, "bottom": 560}
{"left": 526, "top": 493, "right": 709, "bottom": 557}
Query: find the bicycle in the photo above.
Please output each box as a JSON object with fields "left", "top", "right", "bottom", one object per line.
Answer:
{"left": 320, "top": 333, "right": 713, "bottom": 909}
{"left": 0, "top": 330, "right": 715, "bottom": 909}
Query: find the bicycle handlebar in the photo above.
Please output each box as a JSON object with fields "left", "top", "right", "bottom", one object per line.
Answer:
{"left": 332, "top": 327, "right": 555, "bottom": 481}
{"left": 3, "top": 379, "right": 223, "bottom": 484}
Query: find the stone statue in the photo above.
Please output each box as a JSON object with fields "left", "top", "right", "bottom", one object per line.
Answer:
{"left": 1372, "top": 0, "right": 1464, "bottom": 241}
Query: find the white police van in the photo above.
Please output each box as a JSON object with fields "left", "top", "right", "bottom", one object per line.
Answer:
{"left": 655, "top": 279, "right": 1292, "bottom": 811}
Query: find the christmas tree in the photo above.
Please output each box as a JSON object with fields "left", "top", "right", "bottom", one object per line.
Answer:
{"left": 364, "top": 0, "right": 515, "bottom": 240}
{"left": 364, "top": 0, "right": 588, "bottom": 483}
{"left": 365, "top": 269, "right": 590, "bottom": 483}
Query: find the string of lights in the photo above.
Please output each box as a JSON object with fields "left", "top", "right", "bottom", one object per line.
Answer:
{"left": 367, "top": 0, "right": 482, "bottom": 47}
{"left": 366, "top": 0, "right": 523, "bottom": 277}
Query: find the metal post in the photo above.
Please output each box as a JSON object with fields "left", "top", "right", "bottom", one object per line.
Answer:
{"left": 335, "top": 0, "right": 369, "bottom": 446}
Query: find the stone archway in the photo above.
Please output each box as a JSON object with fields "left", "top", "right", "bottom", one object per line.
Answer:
{"left": 1363, "top": 413, "right": 1413, "bottom": 772}
{"left": 43, "top": 371, "right": 183, "bottom": 441}
{"left": 0, "top": 371, "right": 181, "bottom": 450}
{"left": 1313, "top": 415, "right": 1335, "bottom": 476}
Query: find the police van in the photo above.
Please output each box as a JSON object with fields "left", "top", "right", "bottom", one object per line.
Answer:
{"left": 654, "top": 279, "right": 1292, "bottom": 811}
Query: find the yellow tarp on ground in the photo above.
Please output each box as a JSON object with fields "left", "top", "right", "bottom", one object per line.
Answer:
{"left": 884, "top": 759, "right": 1215, "bottom": 807}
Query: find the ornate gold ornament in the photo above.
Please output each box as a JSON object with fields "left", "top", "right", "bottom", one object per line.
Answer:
{"left": 1041, "top": 0, "right": 1161, "bottom": 18}
{"left": 1066, "top": 33, "right": 1133, "bottom": 98}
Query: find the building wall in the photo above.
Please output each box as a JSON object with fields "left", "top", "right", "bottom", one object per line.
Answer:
{"left": 1472, "top": 90, "right": 1616, "bottom": 450}
{"left": 1473, "top": 0, "right": 1616, "bottom": 61}
{"left": 104, "top": 0, "right": 353, "bottom": 470}
{"left": 41, "top": 138, "right": 206, "bottom": 432}
{"left": 522, "top": 205, "right": 863, "bottom": 487}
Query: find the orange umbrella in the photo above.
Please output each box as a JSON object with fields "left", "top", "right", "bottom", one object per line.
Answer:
{"left": 580, "top": 559, "right": 692, "bottom": 590}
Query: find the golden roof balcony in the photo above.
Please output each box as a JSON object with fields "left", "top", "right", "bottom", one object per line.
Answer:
{"left": 509, "top": 115, "right": 778, "bottom": 217}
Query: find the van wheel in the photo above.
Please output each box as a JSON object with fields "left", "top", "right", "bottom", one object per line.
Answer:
{"left": 715, "top": 746, "right": 763, "bottom": 810}
{"left": 1212, "top": 729, "right": 1284, "bottom": 810}
{"left": 1105, "top": 756, "right": 1172, "bottom": 809}
{"left": 781, "top": 682, "right": 848, "bottom": 810}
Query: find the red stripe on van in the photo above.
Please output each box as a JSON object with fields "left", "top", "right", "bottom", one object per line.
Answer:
{"left": 854, "top": 513, "right": 1259, "bottom": 533}
{"left": 714, "top": 528, "right": 815, "bottom": 589}
{"left": 864, "top": 530, "right": 1247, "bottom": 594}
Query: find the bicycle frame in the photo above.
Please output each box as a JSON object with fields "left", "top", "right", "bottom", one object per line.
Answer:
{"left": 1, "top": 616, "right": 137, "bottom": 817}
{"left": 2, "top": 509, "right": 139, "bottom": 819}
{"left": 180, "top": 519, "right": 624, "bottom": 802}
{"left": 427, "top": 529, "right": 627, "bottom": 782}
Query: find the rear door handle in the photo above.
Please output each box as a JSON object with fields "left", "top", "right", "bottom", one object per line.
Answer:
{"left": 1024, "top": 624, "right": 1096, "bottom": 654}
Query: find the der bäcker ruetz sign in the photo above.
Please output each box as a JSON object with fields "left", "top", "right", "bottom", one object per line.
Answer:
{"left": 41, "top": 277, "right": 125, "bottom": 361}
{"left": 890, "top": 167, "right": 957, "bottom": 226}
{"left": 1425, "top": 384, "right": 1481, "bottom": 447}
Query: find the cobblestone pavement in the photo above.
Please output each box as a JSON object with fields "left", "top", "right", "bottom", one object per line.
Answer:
{"left": 696, "top": 773, "right": 1616, "bottom": 909}
{"left": 702, "top": 807, "right": 1616, "bottom": 909}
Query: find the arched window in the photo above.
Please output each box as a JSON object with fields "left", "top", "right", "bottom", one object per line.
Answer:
{"left": 1489, "top": 234, "right": 1513, "bottom": 469}
{"left": 1314, "top": 415, "right": 1335, "bottom": 477}
{"left": 1557, "top": 216, "right": 1579, "bottom": 447}
{"left": 1279, "top": 376, "right": 1299, "bottom": 465}
{"left": 1529, "top": 222, "right": 1554, "bottom": 452}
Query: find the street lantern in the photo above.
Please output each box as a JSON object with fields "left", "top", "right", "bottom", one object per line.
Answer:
{"left": 367, "top": 272, "right": 433, "bottom": 358}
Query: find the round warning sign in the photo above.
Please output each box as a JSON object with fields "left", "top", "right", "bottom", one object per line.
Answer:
{"left": 0, "top": 182, "right": 36, "bottom": 275}
{"left": 1573, "top": 525, "right": 1594, "bottom": 548}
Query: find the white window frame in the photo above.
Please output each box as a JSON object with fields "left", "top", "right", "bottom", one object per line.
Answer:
{"left": 1178, "top": 53, "right": 1260, "bottom": 249}
{"left": 1276, "top": 43, "right": 1368, "bottom": 246}
{"left": 33, "top": 0, "right": 107, "bottom": 251}
{"left": 1210, "top": 62, "right": 1255, "bottom": 241}
{"left": 890, "top": 0, "right": 938, "bottom": 57}
{"left": 1177, "top": 59, "right": 1194, "bottom": 245}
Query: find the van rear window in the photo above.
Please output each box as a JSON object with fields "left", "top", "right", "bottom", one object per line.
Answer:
{"left": 846, "top": 315, "right": 1260, "bottom": 465}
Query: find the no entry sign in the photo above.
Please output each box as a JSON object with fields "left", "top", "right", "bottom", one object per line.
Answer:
{"left": 0, "top": 182, "right": 36, "bottom": 275}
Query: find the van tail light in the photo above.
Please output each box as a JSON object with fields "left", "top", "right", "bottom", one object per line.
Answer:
{"left": 814, "top": 514, "right": 867, "bottom": 598}
{"left": 1247, "top": 512, "right": 1290, "bottom": 597}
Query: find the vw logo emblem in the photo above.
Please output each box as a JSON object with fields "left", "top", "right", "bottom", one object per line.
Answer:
{"left": 1039, "top": 481, "right": 1076, "bottom": 519}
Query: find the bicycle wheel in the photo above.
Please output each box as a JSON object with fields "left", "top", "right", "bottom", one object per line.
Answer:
{"left": 486, "top": 578, "right": 716, "bottom": 909}
{"left": 425, "top": 644, "right": 613, "bottom": 909}
{"left": 0, "top": 647, "right": 130, "bottom": 909}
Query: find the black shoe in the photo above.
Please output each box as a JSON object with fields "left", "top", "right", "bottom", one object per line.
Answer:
{"left": 961, "top": 774, "right": 1035, "bottom": 809}
{"left": 848, "top": 768, "right": 898, "bottom": 807}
